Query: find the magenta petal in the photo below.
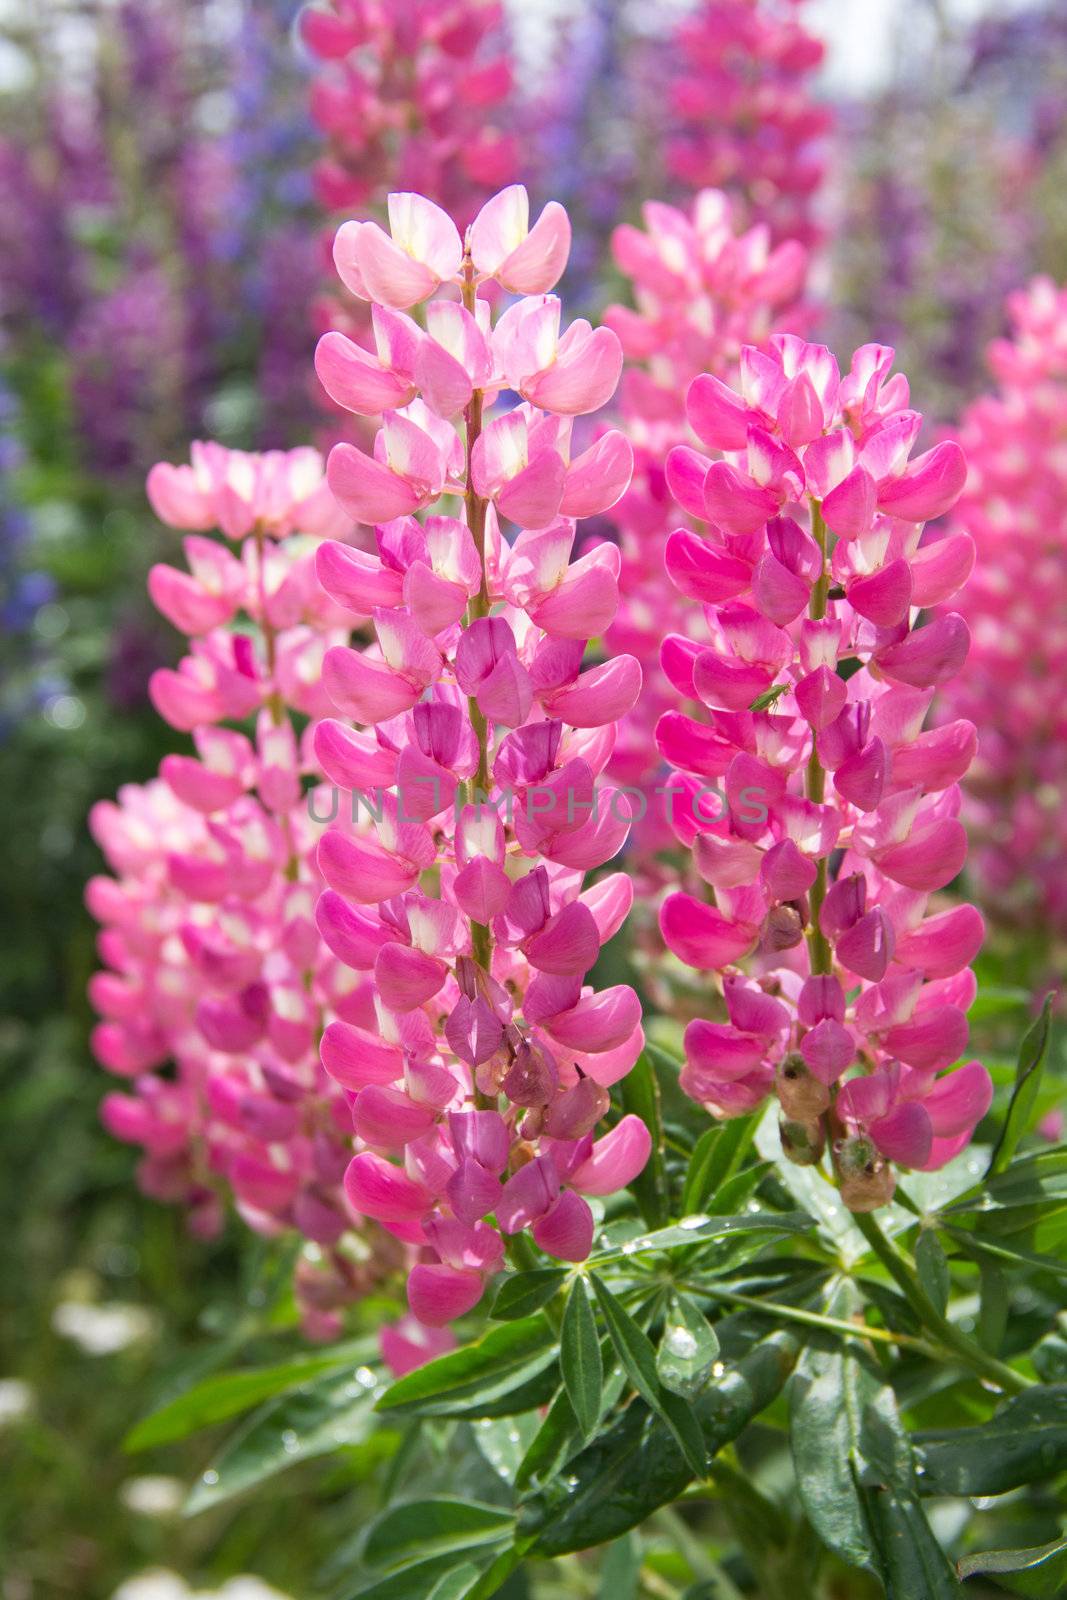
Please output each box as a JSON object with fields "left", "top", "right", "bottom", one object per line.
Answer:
{"left": 320, "top": 1021, "right": 403, "bottom": 1090}
{"left": 665, "top": 528, "right": 751, "bottom": 603}
{"left": 876, "top": 614, "right": 969, "bottom": 690}
{"left": 446, "top": 1159, "right": 502, "bottom": 1226}
{"left": 895, "top": 905, "right": 985, "bottom": 978}
{"left": 353, "top": 1085, "right": 436, "bottom": 1147}
{"left": 407, "top": 1264, "right": 484, "bottom": 1327}
{"left": 836, "top": 908, "right": 895, "bottom": 982}
{"left": 877, "top": 819, "right": 968, "bottom": 892}
{"left": 496, "top": 1155, "right": 560, "bottom": 1233}
{"left": 344, "top": 1151, "right": 430, "bottom": 1223}
{"left": 532, "top": 1190, "right": 595, "bottom": 1261}
{"left": 922, "top": 1062, "right": 993, "bottom": 1138}
{"left": 884, "top": 1006, "right": 969, "bottom": 1072}
{"left": 660, "top": 892, "right": 757, "bottom": 970}
{"left": 374, "top": 942, "right": 447, "bottom": 1011}
{"left": 569, "top": 1115, "right": 651, "bottom": 1196}
{"left": 870, "top": 1102, "right": 933, "bottom": 1168}
{"left": 525, "top": 902, "right": 601, "bottom": 976}
{"left": 847, "top": 559, "right": 913, "bottom": 627}
{"left": 800, "top": 1019, "right": 855, "bottom": 1084}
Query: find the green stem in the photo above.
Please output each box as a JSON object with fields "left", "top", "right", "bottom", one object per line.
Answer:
{"left": 459, "top": 262, "right": 493, "bottom": 978}
{"left": 805, "top": 503, "right": 832, "bottom": 977}
{"left": 852, "top": 1211, "right": 1032, "bottom": 1393}
{"left": 671, "top": 1277, "right": 935, "bottom": 1355}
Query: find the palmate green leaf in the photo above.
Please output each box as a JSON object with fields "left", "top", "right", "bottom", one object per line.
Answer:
{"left": 790, "top": 1280, "right": 962, "bottom": 1599}
{"left": 186, "top": 1365, "right": 378, "bottom": 1515}
{"left": 560, "top": 1278, "right": 602, "bottom": 1442}
{"left": 590, "top": 1273, "right": 707, "bottom": 1479}
{"left": 987, "top": 994, "right": 1055, "bottom": 1178}
{"left": 489, "top": 1269, "right": 567, "bottom": 1322}
{"left": 513, "top": 1338, "right": 629, "bottom": 1493}
{"left": 587, "top": 1210, "right": 812, "bottom": 1267}
{"left": 519, "top": 1329, "right": 798, "bottom": 1557}
{"left": 956, "top": 1536, "right": 1067, "bottom": 1598}
{"left": 913, "top": 1385, "right": 1067, "bottom": 1496}
{"left": 375, "top": 1316, "right": 557, "bottom": 1419}
{"left": 656, "top": 1293, "right": 720, "bottom": 1400}
{"left": 619, "top": 1052, "right": 670, "bottom": 1228}
{"left": 362, "top": 1497, "right": 516, "bottom": 1572}
{"left": 124, "top": 1338, "right": 377, "bottom": 1451}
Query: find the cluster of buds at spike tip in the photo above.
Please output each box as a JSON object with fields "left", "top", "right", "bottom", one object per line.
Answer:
{"left": 299, "top": 0, "right": 517, "bottom": 225}
{"left": 937, "top": 276, "right": 1067, "bottom": 949}
{"left": 600, "top": 190, "right": 812, "bottom": 877}
{"left": 655, "top": 334, "right": 993, "bottom": 1210}
{"left": 88, "top": 445, "right": 447, "bottom": 1351}
{"left": 310, "top": 184, "right": 650, "bottom": 1328}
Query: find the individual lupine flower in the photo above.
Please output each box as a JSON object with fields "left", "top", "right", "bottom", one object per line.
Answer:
{"left": 600, "top": 190, "right": 812, "bottom": 877}
{"left": 938, "top": 277, "right": 1067, "bottom": 950}
{"left": 312, "top": 184, "right": 649, "bottom": 1327}
{"left": 88, "top": 450, "right": 439, "bottom": 1354}
{"left": 659, "top": 0, "right": 831, "bottom": 249}
{"left": 655, "top": 334, "right": 990, "bottom": 1210}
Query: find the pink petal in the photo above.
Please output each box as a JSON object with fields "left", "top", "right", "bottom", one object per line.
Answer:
{"left": 315, "top": 330, "right": 414, "bottom": 415}
{"left": 921, "top": 1062, "right": 993, "bottom": 1138}
{"left": 354, "top": 1085, "right": 436, "bottom": 1147}
{"left": 877, "top": 441, "right": 967, "bottom": 522}
{"left": 407, "top": 1264, "right": 484, "bottom": 1326}
{"left": 532, "top": 1191, "right": 594, "bottom": 1261}
{"left": 321, "top": 1020, "right": 403, "bottom": 1090}
{"left": 665, "top": 529, "right": 751, "bottom": 603}
{"left": 326, "top": 441, "right": 422, "bottom": 524}
{"left": 660, "top": 892, "right": 757, "bottom": 969}
{"left": 569, "top": 1115, "right": 651, "bottom": 1196}
{"left": 344, "top": 1151, "right": 430, "bottom": 1223}
{"left": 870, "top": 1102, "right": 933, "bottom": 1168}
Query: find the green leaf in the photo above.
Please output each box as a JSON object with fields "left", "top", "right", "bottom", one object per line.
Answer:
{"left": 124, "top": 1339, "right": 377, "bottom": 1451}
{"left": 590, "top": 1274, "right": 707, "bottom": 1480}
{"left": 977, "top": 1258, "right": 1009, "bottom": 1355}
{"left": 187, "top": 1366, "right": 376, "bottom": 1514}
{"left": 596, "top": 1532, "right": 641, "bottom": 1600}
{"left": 513, "top": 1386, "right": 575, "bottom": 1493}
{"left": 790, "top": 1281, "right": 911, "bottom": 1576}
{"left": 656, "top": 1293, "right": 720, "bottom": 1400}
{"left": 363, "top": 1498, "right": 516, "bottom": 1572}
{"left": 681, "top": 1116, "right": 757, "bottom": 1215}
{"left": 987, "top": 994, "right": 1055, "bottom": 1177}
{"left": 520, "top": 1330, "right": 798, "bottom": 1556}
{"left": 560, "top": 1278, "right": 602, "bottom": 1442}
{"left": 790, "top": 1280, "right": 962, "bottom": 1597}
{"left": 588, "top": 1210, "right": 812, "bottom": 1267}
{"left": 489, "top": 1269, "right": 567, "bottom": 1322}
{"left": 470, "top": 1414, "right": 540, "bottom": 1484}
{"left": 619, "top": 1053, "right": 670, "bottom": 1227}
{"left": 376, "top": 1317, "right": 557, "bottom": 1419}
{"left": 915, "top": 1229, "right": 950, "bottom": 1318}
{"left": 344, "top": 1555, "right": 488, "bottom": 1600}
{"left": 913, "top": 1385, "right": 1067, "bottom": 1495}
{"left": 957, "top": 1536, "right": 1067, "bottom": 1598}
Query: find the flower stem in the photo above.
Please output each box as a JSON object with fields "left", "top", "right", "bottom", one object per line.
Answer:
{"left": 460, "top": 260, "right": 492, "bottom": 974}
{"left": 805, "top": 503, "right": 832, "bottom": 976}
{"left": 852, "top": 1210, "right": 1032, "bottom": 1393}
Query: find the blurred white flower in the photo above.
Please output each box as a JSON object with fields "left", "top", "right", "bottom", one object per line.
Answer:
{"left": 0, "top": 1378, "right": 34, "bottom": 1426}
{"left": 120, "top": 1476, "right": 185, "bottom": 1518}
{"left": 111, "top": 1574, "right": 189, "bottom": 1600}
{"left": 111, "top": 1574, "right": 293, "bottom": 1600}
{"left": 52, "top": 1301, "right": 158, "bottom": 1355}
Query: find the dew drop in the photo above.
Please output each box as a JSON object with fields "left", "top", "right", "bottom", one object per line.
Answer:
{"left": 355, "top": 1365, "right": 376, "bottom": 1388}
{"left": 281, "top": 1429, "right": 299, "bottom": 1454}
{"left": 665, "top": 1326, "right": 698, "bottom": 1359}
{"left": 711, "top": 1361, "right": 726, "bottom": 1379}
{"left": 202, "top": 1470, "right": 219, "bottom": 1486}
{"left": 621, "top": 1239, "right": 640, "bottom": 1256}
{"left": 678, "top": 1214, "right": 709, "bottom": 1231}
